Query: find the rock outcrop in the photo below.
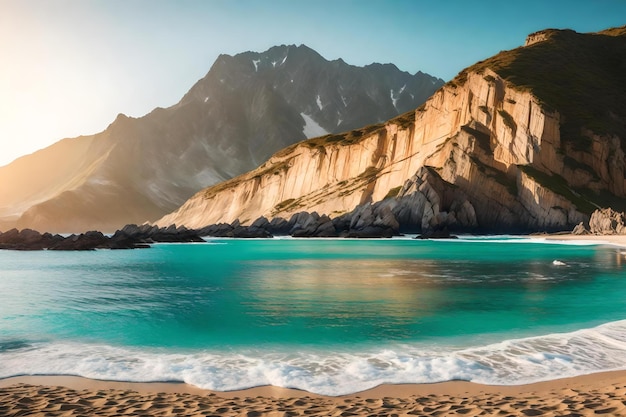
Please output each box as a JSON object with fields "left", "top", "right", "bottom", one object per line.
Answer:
{"left": 0, "top": 45, "right": 442, "bottom": 233}
{"left": 571, "top": 222, "right": 590, "bottom": 235}
{"left": 157, "top": 26, "right": 626, "bottom": 234}
{"left": 0, "top": 225, "right": 204, "bottom": 251}
{"left": 588, "top": 208, "right": 626, "bottom": 235}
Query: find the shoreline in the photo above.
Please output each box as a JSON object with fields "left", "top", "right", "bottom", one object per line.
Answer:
{"left": 529, "top": 232, "right": 626, "bottom": 247}
{"left": 3, "top": 370, "right": 626, "bottom": 397}
{"left": 3, "top": 235, "right": 626, "bottom": 416}
{"left": 3, "top": 371, "right": 626, "bottom": 415}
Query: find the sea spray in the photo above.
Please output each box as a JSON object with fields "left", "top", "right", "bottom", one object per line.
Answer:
{"left": 2, "top": 320, "right": 626, "bottom": 395}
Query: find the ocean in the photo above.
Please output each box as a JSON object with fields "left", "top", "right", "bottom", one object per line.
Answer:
{"left": 1, "top": 237, "right": 626, "bottom": 395}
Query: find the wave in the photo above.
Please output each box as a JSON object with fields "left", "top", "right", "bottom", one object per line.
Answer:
{"left": 2, "top": 320, "right": 626, "bottom": 396}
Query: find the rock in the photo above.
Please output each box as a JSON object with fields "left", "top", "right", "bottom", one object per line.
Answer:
{"left": 313, "top": 215, "right": 338, "bottom": 237}
{"left": 231, "top": 225, "right": 272, "bottom": 238}
{"left": 251, "top": 216, "right": 270, "bottom": 229}
{"left": 345, "top": 204, "right": 396, "bottom": 237}
{"left": 291, "top": 214, "right": 338, "bottom": 237}
{"left": 373, "top": 203, "right": 400, "bottom": 232}
{"left": 0, "top": 224, "right": 207, "bottom": 251}
{"left": 416, "top": 227, "right": 458, "bottom": 239}
{"left": 197, "top": 223, "right": 235, "bottom": 237}
{"left": 0, "top": 228, "right": 65, "bottom": 250}
{"left": 288, "top": 212, "right": 319, "bottom": 235}
{"left": 193, "top": 218, "right": 273, "bottom": 238}
{"left": 108, "top": 234, "right": 147, "bottom": 250}
{"left": 220, "top": 216, "right": 274, "bottom": 238}
{"left": 0, "top": 228, "right": 21, "bottom": 244}
{"left": 112, "top": 223, "right": 204, "bottom": 243}
{"left": 268, "top": 217, "right": 290, "bottom": 235}
{"left": 345, "top": 226, "right": 394, "bottom": 238}
{"left": 49, "top": 231, "right": 109, "bottom": 251}
{"left": 572, "top": 222, "right": 590, "bottom": 235}
{"left": 589, "top": 208, "right": 626, "bottom": 234}
{"left": 151, "top": 225, "right": 205, "bottom": 243}
{"left": 331, "top": 214, "right": 351, "bottom": 233}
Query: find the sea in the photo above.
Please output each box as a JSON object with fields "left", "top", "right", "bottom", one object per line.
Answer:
{"left": 1, "top": 236, "right": 626, "bottom": 396}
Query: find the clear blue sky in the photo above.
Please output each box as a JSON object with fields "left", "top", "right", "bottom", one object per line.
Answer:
{"left": 1, "top": 0, "right": 625, "bottom": 166}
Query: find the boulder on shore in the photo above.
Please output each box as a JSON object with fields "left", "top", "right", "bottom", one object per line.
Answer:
{"left": 0, "top": 224, "right": 205, "bottom": 251}
{"left": 588, "top": 208, "right": 626, "bottom": 235}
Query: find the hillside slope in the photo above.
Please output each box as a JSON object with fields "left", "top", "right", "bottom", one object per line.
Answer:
{"left": 157, "top": 26, "right": 626, "bottom": 234}
{"left": 0, "top": 45, "right": 442, "bottom": 233}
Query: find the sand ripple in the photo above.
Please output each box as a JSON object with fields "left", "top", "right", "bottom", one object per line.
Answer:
{"left": 2, "top": 382, "right": 626, "bottom": 416}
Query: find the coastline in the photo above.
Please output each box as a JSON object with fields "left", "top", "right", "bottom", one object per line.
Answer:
{"left": 3, "top": 371, "right": 626, "bottom": 415}
{"left": 3, "top": 235, "right": 626, "bottom": 416}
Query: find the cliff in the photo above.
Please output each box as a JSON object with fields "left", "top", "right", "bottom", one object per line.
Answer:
{"left": 0, "top": 45, "right": 442, "bottom": 233}
{"left": 157, "top": 26, "right": 626, "bottom": 234}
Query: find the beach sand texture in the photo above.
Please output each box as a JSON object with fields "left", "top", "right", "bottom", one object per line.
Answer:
{"left": 3, "top": 372, "right": 626, "bottom": 416}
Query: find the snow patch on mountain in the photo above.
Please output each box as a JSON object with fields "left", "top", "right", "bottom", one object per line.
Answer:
{"left": 301, "top": 113, "right": 328, "bottom": 138}
{"left": 390, "top": 84, "right": 406, "bottom": 108}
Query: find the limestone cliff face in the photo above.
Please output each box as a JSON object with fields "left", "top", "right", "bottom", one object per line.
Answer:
{"left": 158, "top": 27, "right": 626, "bottom": 233}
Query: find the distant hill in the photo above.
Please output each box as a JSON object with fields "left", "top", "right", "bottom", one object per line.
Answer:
{"left": 157, "top": 26, "right": 626, "bottom": 235}
{"left": 0, "top": 44, "right": 443, "bottom": 232}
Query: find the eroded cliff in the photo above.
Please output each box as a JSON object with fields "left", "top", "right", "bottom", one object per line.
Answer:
{"left": 157, "top": 27, "right": 626, "bottom": 234}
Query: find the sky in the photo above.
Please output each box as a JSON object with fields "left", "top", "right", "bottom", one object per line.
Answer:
{"left": 1, "top": 0, "right": 625, "bottom": 167}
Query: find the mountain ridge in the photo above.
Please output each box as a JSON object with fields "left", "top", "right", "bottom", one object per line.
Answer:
{"left": 0, "top": 44, "right": 443, "bottom": 232}
{"left": 156, "top": 26, "right": 626, "bottom": 235}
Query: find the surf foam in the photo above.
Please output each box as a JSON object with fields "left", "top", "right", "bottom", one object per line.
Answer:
{"left": 2, "top": 320, "right": 626, "bottom": 396}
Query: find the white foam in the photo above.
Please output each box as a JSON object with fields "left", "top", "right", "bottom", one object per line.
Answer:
{"left": 3, "top": 320, "right": 626, "bottom": 396}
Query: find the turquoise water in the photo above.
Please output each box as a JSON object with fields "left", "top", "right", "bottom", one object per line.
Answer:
{"left": 1, "top": 237, "right": 626, "bottom": 394}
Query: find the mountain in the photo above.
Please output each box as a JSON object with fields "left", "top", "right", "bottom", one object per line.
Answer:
{"left": 156, "top": 26, "right": 626, "bottom": 234}
{"left": 0, "top": 44, "right": 443, "bottom": 233}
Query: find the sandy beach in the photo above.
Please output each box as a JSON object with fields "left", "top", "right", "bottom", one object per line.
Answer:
{"left": 2, "top": 371, "right": 626, "bottom": 416}
{"left": 531, "top": 233, "right": 626, "bottom": 247}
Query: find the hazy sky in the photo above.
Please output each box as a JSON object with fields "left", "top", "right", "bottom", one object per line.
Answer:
{"left": 1, "top": 0, "right": 625, "bottom": 166}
